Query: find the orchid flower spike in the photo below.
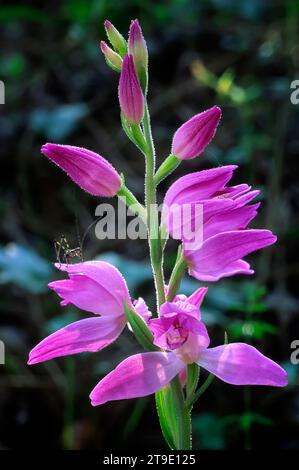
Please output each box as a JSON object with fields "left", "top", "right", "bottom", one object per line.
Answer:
{"left": 29, "top": 18, "right": 287, "bottom": 451}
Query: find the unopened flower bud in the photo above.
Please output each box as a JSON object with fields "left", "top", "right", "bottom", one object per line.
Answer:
{"left": 128, "top": 19, "right": 148, "bottom": 83}
{"left": 100, "top": 41, "right": 122, "bottom": 72}
{"left": 104, "top": 20, "right": 127, "bottom": 57}
{"left": 118, "top": 54, "right": 144, "bottom": 124}
{"left": 41, "top": 143, "right": 121, "bottom": 197}
{"left": 172, "top": 106, "right": 222, "bottom": 160}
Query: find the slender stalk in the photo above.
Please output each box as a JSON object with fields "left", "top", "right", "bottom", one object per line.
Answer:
{"left": 185, "top": 373, "right": 215, "bottom": 409}
{"left": 143, "top": 101, "right": 165, "bottom": 308}
{"left": 143, "top": 101, "right": 191, "bottom": 450}
{"left": 186, "top": 364, "right": 200, "bottom": 401}
{"left": 154, "top": 154, "right": 180, "bottom": 186}
{"left": 117, "top": 183, "right": 147, "bottom": 225}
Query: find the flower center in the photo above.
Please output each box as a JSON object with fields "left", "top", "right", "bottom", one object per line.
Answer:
{"left": 166, "top": 323, "right": 189, "bottom": 350}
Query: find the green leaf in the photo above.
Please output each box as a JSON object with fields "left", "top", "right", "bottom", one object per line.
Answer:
{"left": 124, "top": 302, "right": 158, "bottom": 352}
{"left": 63, "top": 0, "right": 91, "bottom": 23}
{"left": 155, "top": 377, "right": 191, "bottom": 450}
{"left": 0, "top": 54, "right": 26, "bottom": 78}
{"left": 223, "top": 412, "right": 273, "bottom": 430}
{"left": 0, "top": 6, "right": 49, "bottom": 23}
{"left": 155, "top": 386, "right": 176, "bottom": 450}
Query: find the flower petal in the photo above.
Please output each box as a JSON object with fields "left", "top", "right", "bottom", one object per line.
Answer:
{"left": 53, "top": 261, "right": 131, "bottom": 316}
{"left": 203, "top": 204, "right": 259, "bottom": 240}
{"left": 49, "top": 275, "right": 108, "bottom": 314}
{"left": 175, "top": 324, "right": 210, "bottom": 363}
{"left": 28, "top": 316, "right": 125, "bottom": 365}
{"left": 184, "top": 229, "right": 277, "bottom": 282}
{"left": 133, "top": 297, "right": 151, "bottom": 322}
{"left": 197, "top": 343, "right": 288, "bottom": 387}
{"left": 163, "top": 165, "right": 237, "bottom": 208}
{"left": 160, "top": 300, "right": 199, "bottom": 319}
{"left": 187, "top": 287, "right": 208, "bottom": 308}
{"left": 192, "top": 259, "right": 254, "bottom": 282}
{"left": 90, "top": 352, "right": 185, "bottom": 405}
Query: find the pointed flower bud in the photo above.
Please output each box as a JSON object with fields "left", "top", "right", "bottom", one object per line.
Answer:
{"left": 128, "top": 19, "right": 148, "bottom": 78}
{"left": 100, "top": 41, "right": 122, "bottom": 72}
{"left": 41, "top": 143, "right": 121, "bottom": 197}
{"left": 104, "top": 20, "right": 127, "bottom": 57}
{"left": 118, "top": 54, "right": 144, "bottom": 124}
{"left": 172, "top": 106, "right": 222, "bottom": 160}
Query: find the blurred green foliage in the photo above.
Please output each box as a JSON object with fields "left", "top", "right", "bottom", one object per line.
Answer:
{"left": 0, "top": 243, "right": 53, "bottom": 294}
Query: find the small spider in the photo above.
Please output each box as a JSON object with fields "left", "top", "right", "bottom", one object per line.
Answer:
{"left": 54, "top": 235, "right": 83, "bottom": 265}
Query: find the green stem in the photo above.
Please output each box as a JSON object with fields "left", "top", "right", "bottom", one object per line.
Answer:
{"left": 154, "top": 154, "right": 180, "bottom": 186}
{"left": 186, "top": 373, "right": 215, "bottom": 409}
{"left": 167, "top": 247, "right": 187, "bottom": 301}
{"left": 123, "top": 397, "right": 149, "bottom": 441}
{"left": 143, "top": 101, "right": 165, "bottom": 308}
{"left": 142, "top": 101, "right": 190, "bottom": 450}
{"left": 170, "top": 376, "right": 192, "bottom": 450}
{"left": 117, "top": 183, "right": 147, "bottom": 225}
{"left": 186, "top": 364, "right": 200, "bottom": 401}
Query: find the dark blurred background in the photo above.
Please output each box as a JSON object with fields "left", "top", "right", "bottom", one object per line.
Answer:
{"left": 0, "top": 0, "right": 299, "bottom": 450}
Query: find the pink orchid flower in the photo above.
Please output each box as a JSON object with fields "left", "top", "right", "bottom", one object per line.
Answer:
{"left": 41, "top": 143, "right": 121, "bottom": 197}
{"left": 28, "top": 261, "right": 148, "bottom": 365}
{"left": 162, "top": 165, "right": 277, "bottom": 281}
{"left": 90, "top": 288, "right": 287, "bottom": 406}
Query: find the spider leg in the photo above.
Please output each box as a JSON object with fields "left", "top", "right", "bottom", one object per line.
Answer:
{"left": 54, "top": 241, "right": 62, "bottom": 268}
